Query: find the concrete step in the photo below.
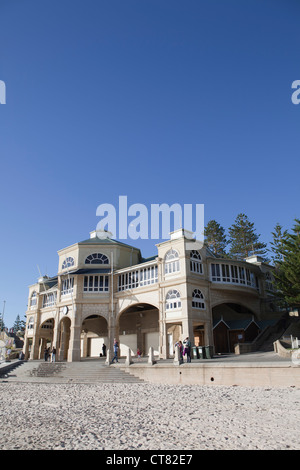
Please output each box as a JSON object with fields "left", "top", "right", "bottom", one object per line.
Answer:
{"left": 0, "top": 360, "right": 144, "bottom": 384}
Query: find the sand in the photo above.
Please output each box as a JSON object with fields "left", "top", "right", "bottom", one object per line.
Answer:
{"left": 0, "top": 382, "right": 299, "bottom": 450}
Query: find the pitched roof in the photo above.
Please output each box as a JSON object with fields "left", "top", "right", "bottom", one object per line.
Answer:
{"left": 77, "top": 236, "right": 141, "bottom": 251}
{"left": 226, "top": 319, "right": 259, "bottom": 330}
{"left": 213, "top": 317, "right": 260, "bottom": 330}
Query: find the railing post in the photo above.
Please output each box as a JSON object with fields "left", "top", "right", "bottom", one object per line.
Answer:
{"left": 125, "top": 347, "right": 133, "bottom": 366}
{"left": 148, "top": 346, "right": 155, "bottom": 365}
{"left": 105, "top": 349, "right": 110, "bottom": 365}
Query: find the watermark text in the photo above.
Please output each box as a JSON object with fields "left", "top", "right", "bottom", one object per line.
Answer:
{"left": 0, "top": 80, "right": 6, "bottom": 104}
{"left": 291, "top": 80, "right": 300, "bottom": 105}
{"left": 96, "top": 196, "right": 204, "bottom": 249}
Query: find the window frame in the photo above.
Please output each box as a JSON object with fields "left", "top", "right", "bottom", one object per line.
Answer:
{"left": 83, "top": 275, "right": 109, "bottom": 293}
{"left": 165, "top": 249, "right": 180, "bottom": 275}
{"left": 62, "top": 257, "right": 75, "bottom": 270}
{"left": 192, "top": 289, "right": 205, "bottom": 309}
{"left": 30, "top": 291, "right": 37, "bottom": 308}
{"left": 85, "top": 253, "right": 109, "bottom": 265}
{"left": 190, "top": 250, "right": 203, "bottom": 274}
{"left": 166, "top": 289, "right": 182, "bottom": 310}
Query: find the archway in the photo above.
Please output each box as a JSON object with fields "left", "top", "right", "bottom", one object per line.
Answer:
{"left": 38, "top": 318, "right": 54, "bottom": 359}
{"left": 118, "top": 303, "right": 159, "bottom": 357}
{"left": 81, "top": 315, "right": 108, "bottom": 358}
{"left": 212, "top": 303, "right": 259, "bottom": 353}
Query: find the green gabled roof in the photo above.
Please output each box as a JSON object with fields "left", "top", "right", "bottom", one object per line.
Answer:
{"left": 213, "top": 318, "right": 259, "bottom": 330}
{"left": 78, "top": 236, "right": 141, "bottom": 251}
{"left": 43, "top": 276, "right": 58, "bottom": 288}
{"left": 226, "top": 319, "right": 258, "bottom": 331}
{"left": 139, "top": 255, "right": 157, "bottom": 264}
{"left": 67, "top": 268, "right": 111, "bottom": 275}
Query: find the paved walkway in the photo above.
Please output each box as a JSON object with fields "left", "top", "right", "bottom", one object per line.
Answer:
{"left": 0, "top": 350, "right": 291, "bottom": 373}
{"left": 105, "top": 350, "right": 291, "bottom": 365}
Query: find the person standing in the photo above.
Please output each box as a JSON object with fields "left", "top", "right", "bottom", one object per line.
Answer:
{"left": 51, "top": 346, "right": 56, "bottom": 362}
{"left": 183, "top": 337, "right": 191, "bottom": 363}
{"left": 178, "top": 340, "right": 184, "bottom": 364}
{"left": 102, "top": 343, "right": 106, "bottom": 357}
{"left": 44, "top": 347, "right": 48, "bottom": 361}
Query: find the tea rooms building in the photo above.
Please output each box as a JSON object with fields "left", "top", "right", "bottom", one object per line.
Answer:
{"left": 24, "top": 229, "right": 278, "bottom": 362}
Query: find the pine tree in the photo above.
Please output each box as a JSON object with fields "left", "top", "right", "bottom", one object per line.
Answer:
{"left": 270, "top": 223, "right": 288, "bottom": 267}
{"left": 228, "top": 213, "right": 267, "bottom": 260}
{"left": 204, "top": 220, "right": 227, "bottom": 256}
{"left": 273, "top": 219, "right": 300, "bottom": 309}
{"left": 12, "top": 315, "right": 25, "bottom": 334}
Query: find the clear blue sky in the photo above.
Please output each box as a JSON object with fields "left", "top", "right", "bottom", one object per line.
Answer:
{"left": 0, "top": 0, "right": 299, "bottom": 327}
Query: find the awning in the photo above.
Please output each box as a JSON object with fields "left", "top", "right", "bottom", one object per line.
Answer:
{"left": 60, "top": 268, "right": 111, "bottom": 275}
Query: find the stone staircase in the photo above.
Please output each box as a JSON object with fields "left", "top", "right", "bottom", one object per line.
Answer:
{"left": 0, "top": 360, "right": 145, "bottom": 384}
{"left": 256, "top": 314, "right": 300, "bottom": 352}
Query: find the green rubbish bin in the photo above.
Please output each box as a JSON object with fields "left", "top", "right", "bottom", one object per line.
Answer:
{"left": 192, "top": 346, "right": 198, "bottom": 359}
{"left": 197, "top": 346, "right": 204, "bottom": 359}
{"left": 204, "top": 346, "right": 213, "bottom": 359}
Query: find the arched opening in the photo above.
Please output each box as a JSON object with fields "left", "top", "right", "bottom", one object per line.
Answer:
{"left": 38, "top": 318, "right": 54, "bottom": 359}
{"left": 166, "top": 323, "right": 182, "bottom": 358}
{"left": 118, "top": 303, "right": 159, "bottom": 357}
{"left": 212, "top": 303, "right": 260, "bottom": 353}
{"left": 81, "top": 315, "right": 108, "bottom": 358}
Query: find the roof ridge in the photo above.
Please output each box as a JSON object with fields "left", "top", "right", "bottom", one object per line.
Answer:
{"left": 77, "top": 237, "right": 141, "bottom": 251}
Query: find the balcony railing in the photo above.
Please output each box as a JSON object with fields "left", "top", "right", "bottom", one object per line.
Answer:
{"left": 118, "top": 265, "right": 158, "bottom": 292}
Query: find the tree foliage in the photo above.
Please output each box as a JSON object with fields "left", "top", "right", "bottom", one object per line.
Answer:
{"left": 12, "top": 315, "right": 25, "bottom": 334}
{"left": 270, "top": 223, "right": 288, "bottom": 267}
{"left": 204, "top": 220, "right": 227, "bottom": 256}
{"left": 228, "top": 213, "right": 267, "bottom": 260}
{"left": 273, "top": 219, "right": 300, "bottom": 309}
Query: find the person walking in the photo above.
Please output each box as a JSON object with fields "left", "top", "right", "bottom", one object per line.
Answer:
{"left": 111, "top": 340, "right": 119, "bottom": 363}
{"left": 102, "top": 343, "right": 106, "bottom": 357}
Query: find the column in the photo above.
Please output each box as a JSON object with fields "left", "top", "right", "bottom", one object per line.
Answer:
{"left": 23, "top": 335, "right": 30, "bottom": 360}
{"left": 67, "top": 303, "right": 81, "bottom": 362}
{"left": 52, "top": 309, "right": 60, "bottom": 352}
{"left": 182, "top": 317, "right": 194, "bottom": 344}
{"left": 67, "top": 324, "right": 81, "bottom": 362}
{"left": 81, "top": 330, "right": 88, "bottom": 358}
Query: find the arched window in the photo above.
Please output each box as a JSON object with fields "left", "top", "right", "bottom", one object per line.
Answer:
{"left": 192, "top": 289, "right": 205, "bottom": 309}
{"left": 85, "top": 253, "right": 109, "bottom": 265}
{"left": 166, "top": 289, "right": 181, "bottom": 310}
{"left": 165, "top": 249, "right": 180, "bottom": 274}
{"left": 265, "top": 271, "right": 274, "bottom": 292}
{"left": 62, "top": 257, "right": 75, "bottom": 270}
{"left": 190, "top": 250, "right": 203, "bottom": 274}
{"left": 27, "top": 316, "right": 34, "bottom": 329}
{"left": 30, "top": 291, "right": 37, "bottom": 308}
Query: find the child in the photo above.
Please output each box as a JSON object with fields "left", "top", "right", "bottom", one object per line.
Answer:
{"left": 137, "top": 348, "right": 141, "bottom": 360}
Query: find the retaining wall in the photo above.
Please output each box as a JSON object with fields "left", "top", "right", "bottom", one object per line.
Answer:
{"left": 123, "top": 362, "right": 300, "bottom": 388}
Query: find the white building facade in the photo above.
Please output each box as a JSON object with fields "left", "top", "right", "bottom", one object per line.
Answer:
{"left": 24, "top": 229, "right": 278, "bottom": 362}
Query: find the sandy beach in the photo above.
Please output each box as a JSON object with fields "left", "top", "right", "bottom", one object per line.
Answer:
{"left": 0, "top": 382, "right": 299, "bottom": 450}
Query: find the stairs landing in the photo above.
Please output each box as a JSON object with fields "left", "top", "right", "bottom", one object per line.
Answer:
{"left": 0, "top": 360, "right": 145, "bottom": 384}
